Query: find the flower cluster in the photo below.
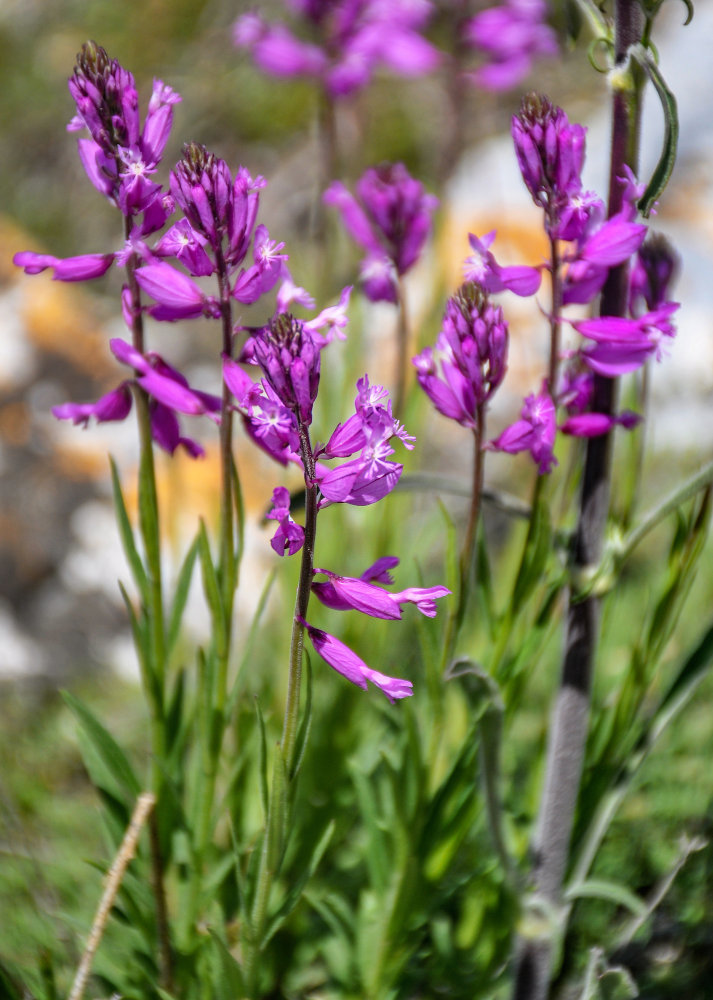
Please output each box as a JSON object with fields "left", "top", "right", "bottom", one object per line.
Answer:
{"left": 229, "top": 304, "right": 448, "bottom": 700}
{"left": 415, "top": 95, "right": 679, "bottom": 476}
{"left": 233, "top": 0, "right": 440, "bottom": 99}
{"left": 136, "top": 143, "right": 286, "bottom": 318}
{"left": 324, "top": 162, "right": 438, "bottom": 303}
{"left": 464, "top": 0, "right": 557, "bottom": 91}
{"left": 413, "top": 282, "right": 509, "bottom": 429}
{"left": 15, "top": 41, "right": 180, "bottom": 285}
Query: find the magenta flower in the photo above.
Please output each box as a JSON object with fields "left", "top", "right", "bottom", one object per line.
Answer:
{"left": 575, "top": 303, "right": 679, "bottom": 376}
{"left": 463, "top": 231, "right": 541, "bottom": 297}
{"left": 53, "top": 338, "right": 220, "bottom": 457}
{"left": 629, "top": 233, "right": 679, "bottom": 314}
{"left": 487, "top": 388, "right": 557, "bottom": 473}
{"left": 234, "top": 1, "right": 440, "bottom": 99}
{"left": 559, "top": 411, "right": 641, "bottom": 437}
{"left": 562, "top": 211, "right": 647, "bottom": 305}
{"left": 413, "top": 283, "right": 509, "bottom": 429}
{"left": 512, "top": 94, "right": 590, "bottom": 238}
{"left": 267, "top": 486, "right": 306, "bottom": 556}
{"left": 13, "top": 251, "right": 115, "bottom": 282}
{"left": 251, "top": 313, "right": 321, "bottom": 426}
{"left": 311, "top": 562, "right": 450, "bottom": 618}
{"left": 465, "top": 0, "right": 558, "bottom": 91}
{"left": 300, "top": 619, "right": 413, "bottom": 702}
{"left": 67, "top": 41, "right": 180, "bottom": 228}
{"left": 323, "top": 163, "right": 438, "bottom": 302}
{"left": 223, "top": 356, "right": 300, "bottom": 466}
{"left": 318, "top": 376, "right": 414, "bottom": 505}
{"left": 138, "top": 144, "right": 285, "bottom": 314}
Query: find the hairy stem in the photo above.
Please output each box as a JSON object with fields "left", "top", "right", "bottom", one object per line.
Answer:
{"left": 244, "top": 426, "right": 319, "bottom": 996}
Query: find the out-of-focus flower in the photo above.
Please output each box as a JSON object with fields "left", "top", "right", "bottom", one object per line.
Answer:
{"left": 575, "top": 302, "right": 679, "bottom": 376}
{"left": 465, "top": 0, "right": 557, "bottom": 91}
{"left": 487, "top": 387, "right": 557, "bottom": 473}
{"left": 413, "top": 282, "right": 509, "bottom": 429}
{"left": 324, "top": 163, "right": 437, "bottom": 302}
{"left": 629, "top": 233, "right": 680, "bottom": 314}
{"left": 234, "top": 1, "right": 440, "bottom": 99}
{"left": 463, "top": 231, "right": 541, "bottom": 296}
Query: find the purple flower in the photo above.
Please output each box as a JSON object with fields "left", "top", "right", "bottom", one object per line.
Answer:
{"left": 324, "top": 163, "right": 437, "bottom": 301}
{"left": 463, "top": 231, "right": 541, "bottom": 297}
{"left": 629, "top": 233, "right": 679, "bottom": 314}
{"left": 223, "top": 356, "right": 301, "bottom": 466}
{"left": 138, "top": 144, "right": 285, "bottom": 310}
{"left": 67, "top": 41, "right": 180, "bottom": 226}
{"left": 487, "top": 387, "right": 557, "bottom": 473}
{"left": 559, "top": 411, "right": 641, "bottom": 437}
{"left": 465, "top": 0, "right": 557, "bottom": 92}
{"left": 574, "top": 302, "right": 679, "bottom": 376}
{"left": 234, "top": 1, "right": 440, "bottom": 100}
{"left": 318, "top": 376, "right": 414, "bottom": 505}
{"left": 251, "top": 313, "right": 321, "bottom": 425}
{"left": 512, "top": 94, "right": 588, "bottom": 236}
{"left": 134, "top": 261, "right": 221, "bottom": 321}
{"left": 413, "top": 283, "right": 508, "bottom": 429}
{"left": 13, "top": 251, "right": 115, "bottom": 283}
{"left": 300, "top": 619, "right": 413, "bottom": 702}
{"left": 267, "top": 486, "right": 305, "bottom": 555}
{"left": 52, "top": 384, "right": 133, "bottom": 426}
{"left": 311, "top": 562, "right": 450, "bottom": 618}
{"left": 52, "top": 338, "right": 220, "bottom": 457}
{"left": 562, "top": 211, "right": 647, "bottom": 305}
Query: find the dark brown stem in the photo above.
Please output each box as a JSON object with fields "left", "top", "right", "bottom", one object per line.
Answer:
{"left": 512, "top": 2, "right": 645, "bottom": 997}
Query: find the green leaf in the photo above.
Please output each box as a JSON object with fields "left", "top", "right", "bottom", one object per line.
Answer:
{"left": 198, "top": 519, "right": 226, "bottom": 646}
{"left": 227, "top": 568, "right": 277, "bottom": 714}
{"left": 110, "top": 456, "right": 149, "bottom": 601}
{"left": 208, "top": 931, "right": 245, "bottom": 999}
{"left": 166, "top": 535, "right": 198, "bottom": 659}
{"left": 635, "top": 46, "right": 679, "bottom": 216}
{"left": 255, "top": 697, "right": 269, "bottom": 823}
{"left": 62, "top": 691, "right": 141, "bottom": 802}
{"left": 290, "top": 651, "right": 313, "bottom": 781}
{"left": 512, "top": 490, "right": 552, "bottom": 613}
{"left": 565, "top": 878, "right": 647, "bottom": 917}
{"left": 263, "top": 819, "right": 335, "bottom": 944}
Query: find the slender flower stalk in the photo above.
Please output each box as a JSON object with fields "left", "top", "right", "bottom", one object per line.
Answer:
{"left": 511, "top": 2, "right": 646, "bottom": 997}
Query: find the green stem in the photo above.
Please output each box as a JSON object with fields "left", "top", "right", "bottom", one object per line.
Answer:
{"left": 394, "top": 276, "right": 411, "bottom": 419}
{"left": 123, "top": 219, "right": 171, "bottom": 982}
{"left": 244, "top": 426, "right": 319, "bottom": 996}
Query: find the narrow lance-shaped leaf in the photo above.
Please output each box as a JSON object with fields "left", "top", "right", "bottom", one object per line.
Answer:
{"left": 166, "top": 535, "right": 199, "bottom": 659}
{"left": 263, "top": 819, "right": 335, "bottom": 945}
{"left": 110, "top": 456, "right": 149, "bottom": 602}
{"left": 254, "top": 697, "right": 269, "bottom": 824}
{"left": 62, "top": 691, "right": 142, "bottom": 802}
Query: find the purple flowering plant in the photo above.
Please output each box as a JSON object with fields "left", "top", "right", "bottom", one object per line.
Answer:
{"left": 9, "top": 5, "right": 713, "bottom": 1000}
